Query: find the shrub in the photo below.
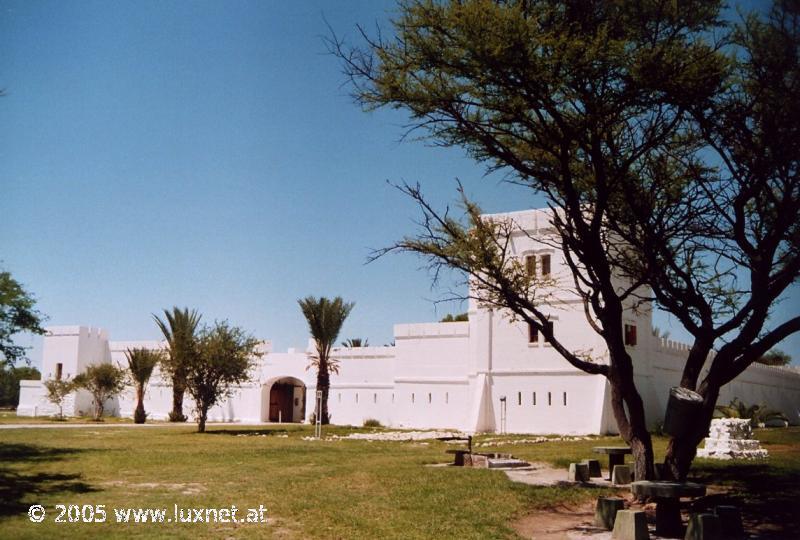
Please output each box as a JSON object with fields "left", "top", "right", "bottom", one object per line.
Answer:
{"left": 363, "top": 418, "right": 382, "bottom": 428}
{"left": 73, "top": 363, "right": 126, "bottom": 420}
{"left": 714, "top": 397, "right": 789, "bottom": 427}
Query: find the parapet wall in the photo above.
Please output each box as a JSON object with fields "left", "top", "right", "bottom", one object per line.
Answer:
{"left": 641, "top": 339, "right": 800, "bottom": 426}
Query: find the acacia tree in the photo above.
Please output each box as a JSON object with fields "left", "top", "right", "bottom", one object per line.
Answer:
{"left": 125, "top": 347, "right": 162, "bottom": 424}
{"left": 43, "top": 378, "right": 74, "bottom": 419}
{"left": 0, "top": 269, "right": 46, "bottom": 367}
{"left": 74, "top": 364, "right": 126, "bottom": 420}
{"left": 332, "top": 0, "right": 728, "bottom": 479}
{"left": 154, "top": 307, "right": 201, "bottom": 422}
{"left": 298, "top": 296, "right": 354, "bottom": 425}
{"left": 184, "top": 321, "right": 261, "bottom": 433}
{"left": 613, "top": 1, "right": 800, "bottom": 479}
{"left": 330, "top": 0, "right": 798, "bottom": 478}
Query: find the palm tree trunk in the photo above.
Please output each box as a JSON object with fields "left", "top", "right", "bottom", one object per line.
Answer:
{"left": 134, "top": 385, "right": 146, "bottom": 424}
{"left": 317, "top": 358, "right": 331, "bottom": 425}
{"left": 170, "top": 377, "right": 187, "bottom": 422}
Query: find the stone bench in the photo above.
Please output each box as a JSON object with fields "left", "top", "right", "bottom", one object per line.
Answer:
{"left": 593, "top": 446, "right": 632, "bottom": 480}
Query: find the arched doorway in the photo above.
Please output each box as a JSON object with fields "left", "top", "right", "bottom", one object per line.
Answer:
{"left": 261, "top": 377, "right": 306, "bottom": 423}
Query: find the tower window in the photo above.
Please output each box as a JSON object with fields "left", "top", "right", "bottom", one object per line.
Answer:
{"left": 55, "top": 363, "right": 63, "bottom": 381}
{"left": 548, "top": 392, "right": 552, "bottom": 406}
{"left": 528, "top": 323, "right": 539, "bottom": 343}
{"left": 373, "top": 393, "right": 377, "bottom": 404}
{"left": 518, "top": 392, "right": 522, "bottom": 405}
{"left": 541, "top": 254, "right": 551, "bottom": 276}
{"left": 533, "top": 392, "right": 537, "bottom": 406}
{"left": 525, "top": 255, "right": 537, "bottom": 276}
{"left": 563, "top": 392, "right": 567, "bottom": 406}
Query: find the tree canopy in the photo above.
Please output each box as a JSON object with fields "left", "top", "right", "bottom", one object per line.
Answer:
{"left": 334, "top": 0, "right": 800, "bottom": 480}
{"left": 0, "top": 270, "right": 46, "bottom": 367}
{"left": 74, "top": 363, "right": 126, "bottom": 420}
{"left": 184, "top": 321, "right": 261, "bottom": 433}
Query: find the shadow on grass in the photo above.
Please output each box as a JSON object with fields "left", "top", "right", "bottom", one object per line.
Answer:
{"left": 689, "top": 463, "right": 800, "bottom": 539}
{"left": 0, "top": 443, "right": 98, "bottom": 518}
{"left": 203, "top": 428, "right": 293, "bottom": 436}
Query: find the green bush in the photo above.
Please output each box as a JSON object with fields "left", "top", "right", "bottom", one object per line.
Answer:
{"left": 363, "top": 418, "right": 382, "bottom": 428}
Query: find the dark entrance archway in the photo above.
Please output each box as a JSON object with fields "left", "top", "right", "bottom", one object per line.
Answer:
{"left": 261, "top": 377, "right": 306, "bottom": 423}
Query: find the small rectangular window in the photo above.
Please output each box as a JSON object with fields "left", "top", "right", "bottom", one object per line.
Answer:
{"left": 541, "top": 254, "right": 551, "bottom": 276}
{"left": 373, "top": 393, "right": 377, "bottom": 404}
{"left": 525, "top": 255, "right": 536, "bottom": 276}
{"left": 55, "top": 363, "right": 63, "bottom": 381}
{"left": 625, "top": 324, "right": 637, "bottom": 346}
{"left": 411, "top": 393, "right": 415, "bottom": 404}
{"left": 428, "top": 393, "right": 432, "bottom": 404}
{"left": 392, "top": 393, "right": 395, "bottom": 403}
{"left": 532, "top": 392, "right": 537, "bottom": 406}
{"left": 518, "top": 392, "right": 522, "bottom": 406}
{"left": 445, "top": 392, "right": 449, "bottom": 404}
{"left": 563, "top": 392, "right": 567, "bottom": 406}
{"left": 355, "top": 393, "right": 359, "bottom": 404}
{"left": 548, "top": 392, "right": 552, "bottom": 406}
{"left": 528, "top": 323, "right": 539, "bottom": 343}
{"left": 338, "top": 393, "right": 341, "bottom": 403}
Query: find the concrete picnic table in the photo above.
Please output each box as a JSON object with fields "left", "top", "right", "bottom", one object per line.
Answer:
{"left": 631, "top": 480, "right": 706, "bottom": 538}
{"left": 437, "top": 435, "right": 473, "bottom": 465}
{"left": 591, "top": 446, "right": 632, "bottom": 479}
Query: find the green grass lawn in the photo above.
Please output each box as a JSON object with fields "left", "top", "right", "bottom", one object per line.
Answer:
{"left": 0, "top": 410, "right": 137, "bottom": 424}
{"left": 0, "top": 423, "right": 797, "bottom": 539}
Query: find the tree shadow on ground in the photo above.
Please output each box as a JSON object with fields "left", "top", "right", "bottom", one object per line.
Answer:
{"left": 689, "top": 463, "right": 800, "bottom": 539}
{"left": 0, "top": 443, "right": 98, "bottom": 518}
{"left": 202, "top": 428, "right": 293, "bottom": 437}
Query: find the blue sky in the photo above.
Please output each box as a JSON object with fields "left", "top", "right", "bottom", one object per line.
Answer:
{"left": 1, "top": 0, "right": 797, "bottom": 367}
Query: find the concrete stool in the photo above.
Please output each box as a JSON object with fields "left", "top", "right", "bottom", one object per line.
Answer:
{"left": 568, "top": 462, "right": 590, "bottom": 482}
{"left": 595, "top": 496, "right": 625, "bottom": 530}
{"left": 582, "top": 458, "right": 602, "bottom": 478}
{"left": 685, "top": 513, "right": 721, "bottom": 540}
{"left": 714, "top": 505, "right": 744, "bottom": 538}
{"left": 612, "top": 510, "right": 649, "bottom": 540}
{"left": 612, "top": 464, "right": 632, "bottom": 485}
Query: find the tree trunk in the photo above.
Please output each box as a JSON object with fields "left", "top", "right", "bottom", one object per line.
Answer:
{"left": 198, "top": 405, "right": 208, "bottom": 433}
{"left": 663, "top": 384, "right": 720, "bottom": 480}
{"left": 608, "top": 372, "right": 655, "bottom": 482}
{"left": 317, "top": 359, "right": 331, "bottom": 425}
{"left": 170, "top": 378, "right": 187, "bottom": 422}
{"left": 94, "top": 398, "right": 104, "bottom": 421}
{"left": 134, "top": 385, "right": 146, "bottom": 424}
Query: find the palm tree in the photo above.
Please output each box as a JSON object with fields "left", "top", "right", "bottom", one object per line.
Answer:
{"left": 125, "top": 347, "right": 162, "bottom": 424}
{"left": 341, "top": 338, "right": 368, "bottom": 347}
{"left": 153, "top": 307, "right": 201, "bottom": 422}
{"left": 298, "top": 296, "right": 354, "bottom": 424}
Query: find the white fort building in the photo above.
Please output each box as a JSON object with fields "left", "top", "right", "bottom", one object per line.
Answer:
{"left": 17, "top": 210, "right": 800, "bottom": 434}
